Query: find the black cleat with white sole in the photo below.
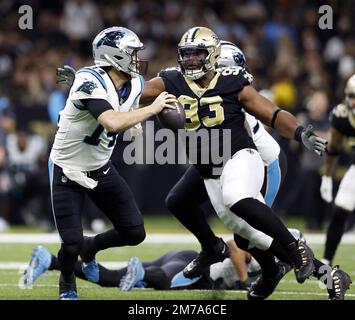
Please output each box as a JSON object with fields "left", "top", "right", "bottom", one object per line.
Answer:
{"left": 327, "top": 266, "right": 352, "bottom": 300}
{"left": 247, "top": 260, "right": 290, "bottom": 300}
{"left": 288, "top": 239, "right": 315, "bottom": 283}
{"left": 183, "top": 238, "right": 230, "bottom": 279}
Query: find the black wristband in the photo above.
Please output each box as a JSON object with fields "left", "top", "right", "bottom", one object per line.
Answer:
{"left": 294, "top": 126, "right": 305, "bottom": 142}
{"left": 271, "top": 109, "right": 282, "bottom": 128}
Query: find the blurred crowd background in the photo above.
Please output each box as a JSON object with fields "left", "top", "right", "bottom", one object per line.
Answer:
{"left": 0, "top": 0, "right": 354, "bottom": 232}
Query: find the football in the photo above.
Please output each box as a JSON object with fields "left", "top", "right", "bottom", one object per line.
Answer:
{"left": 157, "top": 102, "right": 186, "bottom": 131}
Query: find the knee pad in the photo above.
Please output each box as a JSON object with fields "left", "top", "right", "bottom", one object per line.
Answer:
{"left": 117, "top": 225, "right": 146, "bottom": 246}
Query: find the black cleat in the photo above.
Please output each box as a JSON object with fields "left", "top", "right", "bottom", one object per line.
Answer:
{"left": 327, "top": 266, "right": 352, "bottom": 300}
{"left": 288, "top": 239, "right": 315, "bottom": 283}
{"left": 247, "top": 261, "right": 290, "bottom": 300}
{"left": 183, "top": 238, "right": 230, "bottom": 279}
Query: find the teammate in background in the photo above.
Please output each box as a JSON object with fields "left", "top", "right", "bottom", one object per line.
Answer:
{"left": 217, "top": 40, "right": 287, "bottom": 207}
{"left": 320, "top": 74, "right": 355, "bottom": 266}
{"left": 49, "top": 26, "right": 177, "bottom": 300}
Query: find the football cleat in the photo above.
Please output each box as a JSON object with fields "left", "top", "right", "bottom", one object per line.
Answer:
{"left": 247, "top": 260, "right": 290, "bottom": 300}
{"left": 328, "top": 266, "right": 352, "bottom": 300}
{"left": 59, "top": 291, "right": 79, "bottom": 300}
{"left": 288, "top": 239, "right": 315, "bottom": 283}
{"left": 119, "top": 257, "right": 145, "bottom": 291}
{"left": 82, "top": 260, "right": 99, "bottom": 283}
{"left": 23, "top": 245, "right": 52, "bottom": 287}
{"left": 183, "top": 238, "right": 230, "bottom": 279}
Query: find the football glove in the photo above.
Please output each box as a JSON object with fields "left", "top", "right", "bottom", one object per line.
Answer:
{"left": 301, "top": 125, "right": 328, "bottom": 156}
{"left": 56, "top": 65, "right": 76, "bottom": 86}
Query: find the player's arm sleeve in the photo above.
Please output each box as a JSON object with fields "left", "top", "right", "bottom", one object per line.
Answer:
{"left": 81, "top": 99, "right": 113, "bottom": 120}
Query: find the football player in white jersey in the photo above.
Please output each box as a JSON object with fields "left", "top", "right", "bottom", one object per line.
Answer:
{"left": 217, "top": 40, "right": 285, "bottom": 208}
{"left": 49, "top": 26, "right": 177, "bottom": 300}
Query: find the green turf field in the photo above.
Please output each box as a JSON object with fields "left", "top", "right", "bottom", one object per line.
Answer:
{"left": 0, "top": 216, "right": 354, "bottom": 300}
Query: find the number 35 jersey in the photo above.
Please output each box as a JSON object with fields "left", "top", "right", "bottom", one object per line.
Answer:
{"left": 159, "top": 67, "right": 256, "bottom": 177}
{"left": 50, "top": 66, "right": 144, "bottom": 171}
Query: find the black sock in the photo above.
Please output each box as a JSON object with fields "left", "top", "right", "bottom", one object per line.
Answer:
{"left": 269, "top": 240, "right": 292, "bottom": 265}
{"left": 248, "top": 247, "right": 279, "bottom": 278}
{"left": 324, "top": 207, "right": 349, "bottom": 263}
{"left": 58, "top": 244, "right": 81, "bottom": 277}
{"left": 171, "top": 207, "right": 219, "bottom": 249}
{"left": 230, "top": 198, "right": 296, "bottom": 247}
{"left": 49, "top": 254, "right": 61, "bottom": 270}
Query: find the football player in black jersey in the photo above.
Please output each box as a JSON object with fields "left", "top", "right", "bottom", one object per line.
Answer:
{"left": 320, "top": 74, "right": 355, "bottom": 266}
{"left": 140, "top": 26, "right": 327, "bottom": 286}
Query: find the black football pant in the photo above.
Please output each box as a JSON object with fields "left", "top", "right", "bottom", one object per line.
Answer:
{"left": 49, "top": 160, "right": 145, "bottom": 281}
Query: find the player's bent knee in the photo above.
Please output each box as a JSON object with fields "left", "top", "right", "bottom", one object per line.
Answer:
{"left": 165, "top": 192, "right": 183, "bottom": 214}
{"left": 223, "top": 189, "right": 251, "bottom": 210}
{"left": 334, "top": 196, "right": 355, "bottom": 212}
{"left": 119, "top": 225, "right": 146, "bottom": 246}
{"left": 60, "top": 229, "right": 83, "bottom": 248}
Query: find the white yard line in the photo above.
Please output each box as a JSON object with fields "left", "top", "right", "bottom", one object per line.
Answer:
{"left": 0, "top": 233, "right": 355, "bottom": 244}
{"left": 0, "top": 282, "right": 354, "bottom": 298}
{"left": 0, "top": 262, "right": 127, "bottom": 270}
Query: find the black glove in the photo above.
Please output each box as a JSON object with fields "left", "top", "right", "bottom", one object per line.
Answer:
{"left": 56, "top": 65, "right": 76, "bottom": 86}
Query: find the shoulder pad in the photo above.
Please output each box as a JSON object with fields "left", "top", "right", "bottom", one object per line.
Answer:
{"left": 158, "top": 67, "right": 181, "bottom": 78}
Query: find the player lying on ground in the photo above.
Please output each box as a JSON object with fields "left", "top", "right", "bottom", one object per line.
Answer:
{"left": 24, "top": 232, "right": 305, "bottom": 292}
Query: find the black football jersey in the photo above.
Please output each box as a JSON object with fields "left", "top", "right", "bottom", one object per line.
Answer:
{"left": 330, "top": 103, "right": 355, "bottom": 163}
{"left": 160, "top": 67, "right": 256, "bottom": 177}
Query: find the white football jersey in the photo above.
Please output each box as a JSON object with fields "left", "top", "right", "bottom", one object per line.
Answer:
{"left": 209, "top": 257, "right": 261, "bottom": 288}
{"left": 244, "top": 112, "right": 280, "bottom": 166}
{"left": 50, "top": 66, "right": 144, "bottom": 171}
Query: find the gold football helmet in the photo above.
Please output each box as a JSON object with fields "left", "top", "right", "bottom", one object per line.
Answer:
{"left": 177, "top": 27, "right": 221, "bottom": 80}
{"left": 345, "top": 74, "right": 355, "bottom": 112}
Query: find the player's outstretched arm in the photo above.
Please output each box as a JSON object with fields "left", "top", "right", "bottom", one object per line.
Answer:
{"left": 140, "top": 77, "right": 166, "bottom": 105}
{"left": 238, "top": 85, "right": 327, "bottom": 155}
{"left": 98, "top": 91, "right": 177, "bottom": 133}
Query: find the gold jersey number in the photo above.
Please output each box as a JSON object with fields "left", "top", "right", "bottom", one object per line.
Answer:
{"left": 179, "top": 95, "right": 224, "bottom": 130}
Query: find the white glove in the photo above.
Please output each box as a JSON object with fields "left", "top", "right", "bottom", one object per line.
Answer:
{"left": 320, "top": 175, "right": 333, "bottom": 203}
